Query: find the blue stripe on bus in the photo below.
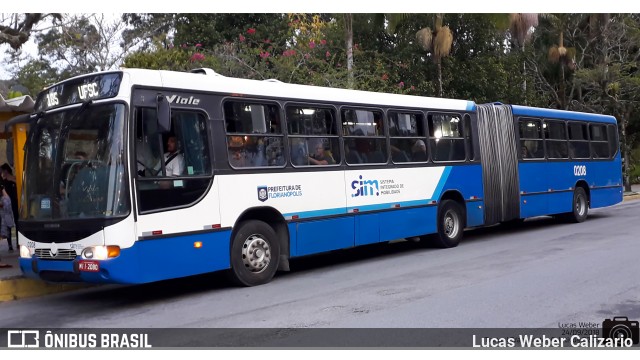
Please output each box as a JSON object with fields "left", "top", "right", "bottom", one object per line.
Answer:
{"left": 511, "top": 105, "right": 616, "bottom": 123}
{"left": 283, "top": 207, "right": 346, "bottom": 219}
{"left": 346, "top": 199, "right": 433, "bottom": 213}
{"left": 466, "top": 101, "right": 476, "bottom": 111}
{"left": 433, "top": 166, "right": 452, "bottom": 200}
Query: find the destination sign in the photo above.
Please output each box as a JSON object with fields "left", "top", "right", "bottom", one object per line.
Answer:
{"left": 35, "top": 73, "right": 123, "bottom": 112}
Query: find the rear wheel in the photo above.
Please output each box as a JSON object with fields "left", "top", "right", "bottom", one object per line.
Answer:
{"left": 422, "top": 200, "right": 464, "bottom": 248}
{"left": 565, "top": 187, "right": 588, "bottom": 223}
{"left": 228, "top": 220, "right": 280, "bottom": 286}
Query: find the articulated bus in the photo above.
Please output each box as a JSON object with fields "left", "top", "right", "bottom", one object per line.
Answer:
{"left": 12, "top": 68, "right": 622, "bottom": 286}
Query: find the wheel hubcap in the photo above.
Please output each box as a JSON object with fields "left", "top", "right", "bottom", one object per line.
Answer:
{"left": 576, "top": 195, "right": 586, "bottom": 216}
{"left": 241, "top": 234, "right": 271, "bottom": 273}
{"left": 444, "top": 210, "right": 459, "bottom": 238}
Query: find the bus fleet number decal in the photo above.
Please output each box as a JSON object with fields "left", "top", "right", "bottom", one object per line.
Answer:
{"left": 574, "top": 165, "right": 587, "bottom": 177}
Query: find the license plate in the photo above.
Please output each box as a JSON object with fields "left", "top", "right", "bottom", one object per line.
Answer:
{"left": 78, "top": 260, "right": 100, "bottom": 272}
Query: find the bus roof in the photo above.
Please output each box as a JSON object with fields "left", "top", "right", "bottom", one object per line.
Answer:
{"left": 119, "top": 68, "right": 475, "bottom": 112}
{"left": 510, "top": 105, "right": 617, "bottom": 124}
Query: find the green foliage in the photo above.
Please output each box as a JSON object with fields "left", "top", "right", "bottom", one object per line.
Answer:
{"left": 123, "top": 44, "right": 192, "bottom": 71}
{"left": 7, "top": 90, "right": 23, "bottom": 99}
{"left": 173, "top": 14, "right": 291, "bottom": 50}
{"left": 12, "top": 59, "right": 59, "bottom": 96}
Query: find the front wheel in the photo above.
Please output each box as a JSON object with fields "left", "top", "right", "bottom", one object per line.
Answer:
{"left": 228, "top": 220, "right": 280, "bottom": 286}
{"left": 424, "top": 200, "right": 464, "bottom": 248}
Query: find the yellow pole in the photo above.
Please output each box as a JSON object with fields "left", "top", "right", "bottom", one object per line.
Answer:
{"left": 12, "top": 123, "right": 27, "bottom": 208}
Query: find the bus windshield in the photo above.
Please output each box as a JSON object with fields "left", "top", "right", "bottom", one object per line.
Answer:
{"left": 22, "top": 103, "right": 129, "bottom": 221}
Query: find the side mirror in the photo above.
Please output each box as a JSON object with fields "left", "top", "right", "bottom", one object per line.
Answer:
{"left": 156, "top": 94, "right": 171, "bottom": 133}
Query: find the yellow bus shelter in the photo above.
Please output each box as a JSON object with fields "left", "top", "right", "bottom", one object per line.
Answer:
{"left": 0, "top": 94, "right": 34, "bottom": 208}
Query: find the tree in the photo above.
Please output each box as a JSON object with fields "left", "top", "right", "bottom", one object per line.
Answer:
{"left": 509, "top": 13, "right": 539, "bottom": 103}
{"left": 121, "top": 13, "right": 176, "bottom": 51}
{"left": 416, "top": 14, "right": 453, "bottom": 97}
{"left": 572, "top": 14, "right": 640, "bottom": 191}
{"left": 124, "top": 15, "right": 351, "bottom": 88}
{"left": 12, "top": 59, "right": 59, "bottom": 96}
{"left": 0, "top": 13, "right": 61, "bottom": 50}
{"left": 34, "top": 14, "right": 138, "bottom": 78}
{"left": 528, "top": 14, "right": 584, "bottom": 110}
{"left": 344, "top": 14, "right": 354, "bottom": 89}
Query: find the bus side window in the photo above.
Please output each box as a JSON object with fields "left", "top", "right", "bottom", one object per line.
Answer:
{"left": 519, "top": 118, "right": 544, "bottom": 159}
{"left": 136, "top": 108, "right": 212, "bottom": 213}
{"left": 287, "top": 105, "right": 340, "bottom": 167}
{"left": 225, "top": 101, "right": 285, "bottom": 168}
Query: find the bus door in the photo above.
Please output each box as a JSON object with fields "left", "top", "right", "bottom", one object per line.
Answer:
{"left": 475, "top": 104, "right": 521, "bottom": 225}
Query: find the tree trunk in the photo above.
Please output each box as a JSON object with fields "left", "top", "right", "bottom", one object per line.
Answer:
{"left": 344, "top": 13, "right": 354, "bottom": 89}
{"left": 621, "top": 111, "right": 632, "bottom": 192}
{"left": 560, "top": 64, "right": 566, "bottom": 109}
{"left": 437, "top": 59, "right": 443, "bottom": 97}
{"left": 521, "top": 43, "right": 527, "bottom": 105}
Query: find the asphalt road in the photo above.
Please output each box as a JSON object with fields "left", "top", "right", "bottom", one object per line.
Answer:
{"left": 0, "top": 200, "right": 638, "bottom": 335}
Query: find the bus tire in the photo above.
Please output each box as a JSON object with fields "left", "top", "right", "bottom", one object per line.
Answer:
{"left": 565, "top": 187, "right": 588, "bottom": 223}
{"left": 430, "top": 200, "right": 464, "bottom": 248}
{"left": 229, "top": 220, "right": 280, "bottom": 286}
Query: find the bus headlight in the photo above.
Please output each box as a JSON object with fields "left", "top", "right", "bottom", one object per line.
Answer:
{"left": 82, "top": 246, "right": 120, "bottom": 260}
{"left": 20, "top": 245, "right": 32, "bottom": 259}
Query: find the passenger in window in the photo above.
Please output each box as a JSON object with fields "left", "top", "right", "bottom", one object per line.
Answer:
{"left": 390, "top": 144, "right": 410, "bottom": 162}
{"left": 290, "top": 138, "right": 308, "bottom": 166}
{"left": 163, "top": 136, "right": 185, "bottom": 176}
{"left": 308, "top": 139, "right": 335, "bottom": 165}
{"left": 244, "top": 137, "right": 267, "bottom": 167}
{"left": 521, "top": 146, "right": 531, "bottom": 158}
{"left": 411, "top": 140, "right": 428, "bottom": 162}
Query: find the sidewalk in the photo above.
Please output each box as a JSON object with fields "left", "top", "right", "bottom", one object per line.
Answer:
{"left": 626, "top": 184, "right": 640, "bottom": 200}
{"left": 0, "top": 233, "right": 86, "bottom": 302}
{"left": 1, "top": 185, "right": 640, "bottom": 302}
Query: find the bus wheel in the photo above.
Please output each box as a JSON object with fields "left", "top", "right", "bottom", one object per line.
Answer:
{"left": 566, "top": 187, "right": 588, "bottom": 223}
{"left": 430, "top": 200, "right": 464, "bottom": 248}
{"left": 229, "top": 220, "right": 280, "bottom": 286}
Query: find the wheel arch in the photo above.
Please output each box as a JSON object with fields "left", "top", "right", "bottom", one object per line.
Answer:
{"left": 233, "top": 206, "right": 290, "bottom": 271}
{"left": 574, "top": 180, "right": 591, "bottom": 207}
{"left": 439, "top": 190, "right": 467, "bottom": 227}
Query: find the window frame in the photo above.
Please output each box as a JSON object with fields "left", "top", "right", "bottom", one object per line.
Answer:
{"left": 134, "top": 105, "right": 213, "bottom": 214}
{"left": 518, "top": 117, "right": 545, "bottom": 160}
{"left": 285, "top": 103, "right": 341, "bottom": 168}
{"left": 567, "top": 121, "right": 591, "bottom": 160}
{"left": 387, "top": 109, "right": 428, "bottom": 164}
{"left": 428, "top": 111, "right": 468, "bottom": 163}
{"left": 543, "top": 119, "right": 569, "bottom": 160}
{"left": 223, "top": 99, "right": 286, "bottom": 169}
{"left": 341, "top": 106, "right": 388, "bottom": 165}
{"left": 589, "top": 123, "right": 610, "bottom": 159}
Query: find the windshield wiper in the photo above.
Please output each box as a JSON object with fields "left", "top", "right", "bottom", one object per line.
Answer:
{"left": 70, "top": 100, "right": 93, "bottom": 123}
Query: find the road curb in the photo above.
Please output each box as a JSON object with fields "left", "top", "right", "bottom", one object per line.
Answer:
{"left": 0, "top": 276, "right": 88, "bottom": 302}
{"left": 624, "top": 194, "right": 640, "bottom": 201}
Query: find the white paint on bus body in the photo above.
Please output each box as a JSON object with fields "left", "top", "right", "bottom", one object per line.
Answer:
{"left": 215, "top": 167, "right": 449, "bottom": 228}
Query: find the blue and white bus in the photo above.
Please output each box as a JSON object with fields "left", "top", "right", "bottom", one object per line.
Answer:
{"left": 13, "top": 68, "right": 622, "bottom": 286}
